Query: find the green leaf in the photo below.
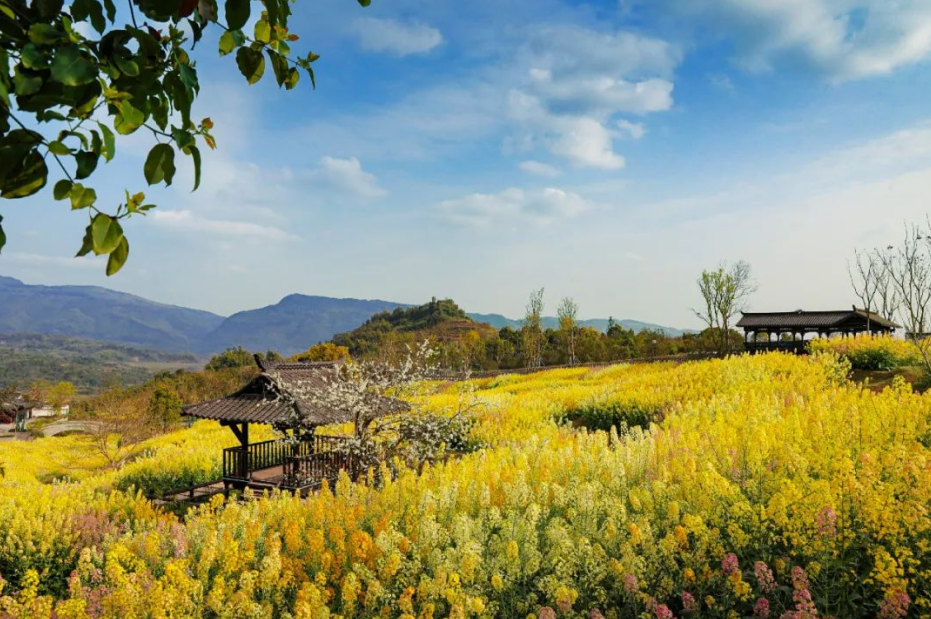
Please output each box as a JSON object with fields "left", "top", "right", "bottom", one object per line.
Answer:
{"left": 21, "top": 45, "right": 49, "bottom": 70}
{"left": 50, "top": 45, "right": 97, "bottom": 87}
{"left": 357, "top": 0, "right": 371, "bottom": 5}
{"left": 219, "top": 30, "right": 239, "bottom": 56}
{"left": 28, "top": 24, "right": 65, "bottom": 44}
{"left": 106, "top": 236, "right": 129, "bottom": 275}
{"left": 91, "top": 213, "right": 123, "bottom": 255}
{"left": 52, "top": 178, "right": 74, "bottom": 200}
{"left": 69, "top": 183, "right": 97, "bottom": 209}
{"left": 236, "top": 47, "right": 265, "bottom": 85}
{"left": 53, "top": 179, "right": 73, "bottom": 200}
{"left": 114, "top": 100, "right": 144, "bottom": 135}
{"left": 48, "top": 140, "right": 72, "bottom": 155}
{"left": 0, "top": 215, "right": 6, "bottom": 254}
{"left": 225, "top": 0, "right": 250, "bottom": 30}
{"left": 76, "top": 224, "right": 94, "bottom": 257}
{"left": 0, "top": 150, "right": 48, "bottom": 198}
{"left": 74, "top": 151, "right": 99, "bottom": 179}
{"left": 284, "top": 67, "right": 299, "bottom": 90}
{"left": 114, "top": 56, "right": 140, "bottom": 77}
{"left": 98, "top": 122, "right": 115, "bottom": 161}
{"left": 254, "top": 19, "right": 270, "bottom": 43}
{"left": 144, "top": 143, "right": 176, "bottom": 186}
{"left": 189, "top": 145, "right": 201, "bottom": 191}
{"left": 12, "top": 67, "right": 42, "bottom": 96}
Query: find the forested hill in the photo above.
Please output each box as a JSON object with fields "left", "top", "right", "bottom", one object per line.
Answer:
{"left": 332, "top": 299, "right": 497, "bottom": 356}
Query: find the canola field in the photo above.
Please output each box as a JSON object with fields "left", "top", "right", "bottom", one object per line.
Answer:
{"left": 1, "top": 351, "right": 929, "bottom": 619}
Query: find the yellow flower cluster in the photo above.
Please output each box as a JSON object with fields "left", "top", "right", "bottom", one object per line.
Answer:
{"left": 808, "top": 333, "right": 923, "bottom": 369}
{"left": 1, "top": 352, "right": 929, "bottom": 619}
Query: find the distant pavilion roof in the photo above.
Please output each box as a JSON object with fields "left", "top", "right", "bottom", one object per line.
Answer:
{"left": 183, "top": 357, "right": 408, "bottom": 427}
{"left": 736, "top": 307, "right": 899, "bottom": 332}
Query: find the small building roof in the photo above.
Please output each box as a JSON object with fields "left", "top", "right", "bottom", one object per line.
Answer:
{"left": 183, "top": 357, "right": 408, "bottom": 427}
{"left": 736, "top": 307, "right": 899, "bottom": 331}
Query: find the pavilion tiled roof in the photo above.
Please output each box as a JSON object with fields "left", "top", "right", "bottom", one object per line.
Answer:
{"left": 736, "top": 307, "right": 899, "bottom": 331}
{"left": 183, "top": 358, "right": 408, "bottom": 427}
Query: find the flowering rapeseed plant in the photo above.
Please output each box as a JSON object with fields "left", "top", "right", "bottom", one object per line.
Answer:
{"left": 0, "top": 352, "right": 929, "bottom": 618}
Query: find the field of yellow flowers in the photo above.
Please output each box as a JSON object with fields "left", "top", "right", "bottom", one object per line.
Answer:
{"left": 1, "top": 351, "right": 930, "bottom": 619}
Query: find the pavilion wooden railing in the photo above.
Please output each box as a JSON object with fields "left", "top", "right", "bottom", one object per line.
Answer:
{"left": 223, "top": 438, "right": 314, "bottom": 481}
{"left": 222, "top": 435, "right": 355, "bottom": 486}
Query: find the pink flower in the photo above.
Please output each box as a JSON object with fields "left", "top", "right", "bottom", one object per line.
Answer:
{"left": 877, "top": 590, "right": 910, "bottom": 619}
{"left": 754, "top": 598, "right": 771, "bottom": 618}
{"left": 816, "top": 507, "right": 837, "bottom": 538}
{"left": 653, "top": 604, "right": 675, "bottom": 619}
{"left": 624, "top": 573, "right": 639, "bottom": 594}
{"left": 791, "top": 566, "right": 809, "bottom": 591}
{"left": 755, "top": 561, "right": 777, "bottom": 594}
{"left": 538, "top": 607, "right": 557, "bottom": 619}
{"left": 722, "top": 553, "right": 739, "bottom": 576}
{"left": 681, "top": 591, "right": 697, "bottom": 613}
{"left": 790, "top": 586, "right": 818, "bottom": 619}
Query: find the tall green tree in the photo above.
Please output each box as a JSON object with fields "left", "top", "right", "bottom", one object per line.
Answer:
{"left": 693, "top": 261, "right": 755, "bottom": 354}
{"left": 0, "top": 0, "right": 370, "bottom": 273}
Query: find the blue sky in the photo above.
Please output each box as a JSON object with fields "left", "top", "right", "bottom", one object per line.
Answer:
{"left": 2, "top": 0, "right": 931, "bottom": 328}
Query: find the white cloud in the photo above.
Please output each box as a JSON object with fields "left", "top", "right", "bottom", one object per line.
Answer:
{"left": 549, "top": 116, "right": 627, "bottom": 170}
{"left": 519, "top": 160, "right": 560, "bottom": 177}
{"left": 508, "top": 26, "right": 678, "bottom": 168}
{"left": 351, "top": 17, "right": 443, "bottom": 57}
{"left": 617, "top": 120, "right": 646, "bottom": 140}
{"left": 436, "top": 187, "right": 592, "bottom": 227}
{"left": 659, "top": 0, "right": 931, "bottom": 80}
{"left": 150, "top": 210, "right": 292, "bottom": 241}
{"left": 307, "top": 156, "right": 387, "bottom": 200}
{"left": 2, "top": 252, "right": 103, "bottom": 269}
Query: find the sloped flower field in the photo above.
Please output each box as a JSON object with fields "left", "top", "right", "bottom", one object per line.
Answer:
{"left": 1, "top": 352, "right": 929, "bottom": 618}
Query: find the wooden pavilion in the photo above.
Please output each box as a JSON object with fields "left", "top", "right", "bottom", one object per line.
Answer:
{"left": 737, "top": 306, "right": 899, "bottom": 354}
{"left": 183, "top": 356, "right": 406, "bottom": 493}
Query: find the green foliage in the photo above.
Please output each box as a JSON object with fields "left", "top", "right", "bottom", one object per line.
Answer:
{"left": 289, "top": 342, "right": 350, "bottom": 362}
{"left": 0, "top": 0, "right": 369, "bottom": 273}
{"left": 848, "top": 348, "right": 898, "bottom": 371}
{"left": 204, "top": 346, "right": 254, "bottom": 371}
{"left": 148, "top": 385, "right": 182, "bottom": 430}
{"left": 562, "top": 401, "right": 661, "bottom": 433}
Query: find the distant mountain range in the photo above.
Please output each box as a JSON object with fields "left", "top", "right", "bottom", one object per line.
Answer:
{"left": 0, "top": 275, "right": 692, "bottom": 356}
{"left": 467, "top": 313, "right": 694, "bottom": 337}
{"left": 0, "top": 275, "right": 223, "bottom": 353}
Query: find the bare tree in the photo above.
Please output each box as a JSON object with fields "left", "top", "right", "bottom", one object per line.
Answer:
{"left": 848, "top": 248, "right": 881, "bottom": 329}
{"left": 873, "top": 247, "right": 901, "bottom": 323}
{"left": 693, "top": 261, "right": 756, "bottom": 353}
{"left": 84, "top": 388, "right": 157, "bottom": 469}
{"left": 557, "top": 297, "right": 580, "bottom": 365}
{"left": 522, "top": 288, "right": 545, "bottom": 368}
{"left": 879, "top": 222, "right": 931, "bottom": 338}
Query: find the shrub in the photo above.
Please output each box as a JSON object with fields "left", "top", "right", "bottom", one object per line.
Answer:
{"left": 563, "top": 401, "right": 660, "bottom": 432}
